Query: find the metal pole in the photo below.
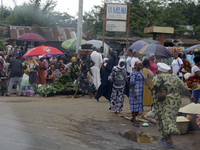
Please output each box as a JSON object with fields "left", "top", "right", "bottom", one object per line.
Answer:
{"left": 126, "top": 4, "right": 130, "bottom": 50}
{"left": 102, "top": 3, "right": 106, "bottom": 48}
{"left": 76, "top": 0, "right": 83, "bottom": 53}
{"left": 1, "top": 0, "right": 3, "bottom": 20}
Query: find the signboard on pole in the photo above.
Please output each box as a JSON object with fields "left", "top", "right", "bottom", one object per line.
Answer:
{"left": 106, "top": 4, "right": 127, "bottom": 20}
{"left": 102, "top": 3, "right": 130, "bottom": 50}
{"left": 106, "top": 21, "right": 126, "bottom": 32}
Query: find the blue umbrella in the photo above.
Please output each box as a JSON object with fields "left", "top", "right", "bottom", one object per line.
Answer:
{"left": 129, "top": 39, "right": 160, "bottom": 51}
{"left": 183, "top": 44, "right": 200, "bottom": 54}
{"left": 139, "top": 43, "right": 172, "bottom": 58}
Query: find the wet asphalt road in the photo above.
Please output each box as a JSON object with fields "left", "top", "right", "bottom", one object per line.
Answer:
{"left": 0, "top": 98, "right": 93, "bottom": 150}
{"left": 0, "top": 95, "right": 199, "bottom": 150}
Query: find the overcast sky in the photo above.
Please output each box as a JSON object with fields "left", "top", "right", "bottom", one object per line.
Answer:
{"left": 3, "top": 0, "right": 103, "bottom": 17}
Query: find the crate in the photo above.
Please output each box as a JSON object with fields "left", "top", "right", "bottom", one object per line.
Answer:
{"left": 23, "top": 85, "right": 34, "bottom": 91}
{"left": 21, "top": 90, "right": 35, "bottom": 97}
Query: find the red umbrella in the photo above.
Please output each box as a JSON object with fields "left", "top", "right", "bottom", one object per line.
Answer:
{"left": 18, "top": 33, "right": 46, "bottom": 42}
{"left": 21, "top": 46, "right": 64, "bottom": 59}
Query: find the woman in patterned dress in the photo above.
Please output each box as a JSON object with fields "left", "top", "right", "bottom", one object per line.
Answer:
{"left": 108, "top": 59, "right": 127, "bottom": 114}
{"left": 181, "top": 54, "right": 191, "bottom": 73}
{"left": 152, "top": 63, "right": 195, "bottom": 147}
{"left": 73, "top": 54, "right": 96, "bottom": 98}
{"left": 129, "top": 61, "right": 144, "bottom": 127}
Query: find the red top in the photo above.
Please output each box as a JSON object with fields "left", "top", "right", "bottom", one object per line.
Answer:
{"left": 149, "top": 60, "right": 157, "bottom": 76}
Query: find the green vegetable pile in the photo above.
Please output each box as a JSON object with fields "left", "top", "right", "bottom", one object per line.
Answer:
{"left": 38, "top": 84, "right": 57, "bottom": 97}
{"left": 38, "top": 74, "right": 78, "bottom": 97}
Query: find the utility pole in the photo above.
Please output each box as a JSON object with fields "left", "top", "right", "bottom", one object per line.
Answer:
{"left": 1, "top": 0, "right": 3, "bottom": 20}
{"left": 76, "top": 0, "right": 83, "bottom": 53}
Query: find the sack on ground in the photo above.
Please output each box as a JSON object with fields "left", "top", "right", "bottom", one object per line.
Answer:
{"left": 145, "top": 110, "right": 155, "bottom": 119}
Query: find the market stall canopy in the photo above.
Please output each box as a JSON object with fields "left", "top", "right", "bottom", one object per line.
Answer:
{"left": 17, "top": 33, "right": 46, "bottom": 42}
{"left": 79, "top": 40, "right": 110, "bottom": 50}
{"left": 128, "top": 39, "right": 160, "bottom": 51}
{"left": 139, "top": 43, "right": 172, "bottom": 58}
{"left": 61, "top": 38, "right": 86, "bottom": 50}
{"left": 183, "top": 44, "right": 200, "bottom": 54}
{"left": 21, "top": 46, "right": 64, "bottom": 59}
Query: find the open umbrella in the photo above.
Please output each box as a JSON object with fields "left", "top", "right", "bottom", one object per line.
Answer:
{"left": 183, "top": 44, "right": 200, "bottom": 54}
{"left": 129, "top": 39, "right": 160, "bottom": 51}
{"left": 80, "top": 40, "right": 110, "bottom": 50}
{"left": 61, "top": 38, "right": 86, "bottom": 50}
{"left": 21, "top": 46, "right": 64, "bottom": 59}
{"left": 6, "top": 45, "right": 12, "bottom": 48}
{"left": 139, "top": 43, "right": 172, "bottom": 58}
{"left": 18, "top": 33, "right": 46, "bottom": 42}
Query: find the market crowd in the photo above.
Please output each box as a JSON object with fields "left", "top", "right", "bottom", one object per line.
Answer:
{"left": 1, "top": 45, "right": 200, "bottom": 148}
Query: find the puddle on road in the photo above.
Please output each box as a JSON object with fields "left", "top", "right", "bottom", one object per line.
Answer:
{"left": 108, "top": 131, "right": 159, "bottom": 144}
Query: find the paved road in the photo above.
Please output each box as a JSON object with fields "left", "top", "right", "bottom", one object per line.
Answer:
{"left": 0, "top": 95, "right": 198, "bottom": 150}
{"left": 0, "top": 102, "right": 92, "bottom": 150}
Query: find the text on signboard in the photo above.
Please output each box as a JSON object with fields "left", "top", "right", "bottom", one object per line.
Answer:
{"left": 107, "top": 6, "right": 127, "bottom": 14}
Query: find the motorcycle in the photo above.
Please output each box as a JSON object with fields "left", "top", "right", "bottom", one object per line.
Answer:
{"left": 0, "top": 73, "right": 7, "bottom": 96}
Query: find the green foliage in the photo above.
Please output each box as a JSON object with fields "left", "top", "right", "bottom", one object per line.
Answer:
{"left": 38, "top": 84, "right": 57, "bottom": 97}
{"left": 4, "top": 0, "right": 75, "bottom": 28}
{"left": 0, "top": 40, "right": 6, "bottom": 51}
{"left": 54, "top": 74, "right": 72, "bottom": 84}
{"left": 2, "top": 0, "right": 200, "bottom": 39}
{"left": 38, "top": 74, "right": 77, "bottom": 97}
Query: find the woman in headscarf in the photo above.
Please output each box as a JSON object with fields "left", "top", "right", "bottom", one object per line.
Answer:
{"left": 129, "top": 61, "right": 144, "bottom": 127}
{"left": 108, "top": 59, "right": 127, "bottom": 114}
{"left": 142, "top": 59, "right": 153, "bottom": 106}
{"left": 149, "top": 54, "right": 157, "bottom": 76}
{"left": 181, "top": 53, "right": 191, "bottom": 73}
{"left": 73, "top": 54, "right": 96, "bottom": 98}
{"left": 152, "top": 63, "right": 195, "bottom": 147}
{"left": 188, "top": 56, "right": 200, "bottom": 104}
{"left": 29, "top": 57, "right": 39, "bottom": 84}
{"left": 95, "top": 50, "right": 118, "bottom": 102}
{"left": 37, "top": 56, "right": 46, "bottom": 85}
{"left": 124, "top": 49, "right": 133, "bottom": 97}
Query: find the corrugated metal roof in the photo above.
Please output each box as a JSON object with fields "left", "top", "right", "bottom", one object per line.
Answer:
{"left": 165, "top": 38, "right": 200, "bottom": 45}
{"left": 9, "top": 25, "right": 76, "bottom": 42}
{"left": 96, "top": 35, "right": 143, "bottom": 41}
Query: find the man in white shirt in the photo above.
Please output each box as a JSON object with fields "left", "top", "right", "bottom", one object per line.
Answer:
{"left": 131, "top": 50, "right": 140, "bottom": 71}
{"left": 90, "top": 47, "right": 103, "bottom": 90}
{"left": 171, "top": 52, "right": 184, "bottom": 78}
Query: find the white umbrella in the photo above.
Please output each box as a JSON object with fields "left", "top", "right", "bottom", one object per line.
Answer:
{"left": 79, "top": 40, "right": 110, "bottom": 50}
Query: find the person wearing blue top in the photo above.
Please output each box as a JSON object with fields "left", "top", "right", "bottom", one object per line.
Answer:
{"left": 95, "top": 50, "right": 118, "bottom": 102}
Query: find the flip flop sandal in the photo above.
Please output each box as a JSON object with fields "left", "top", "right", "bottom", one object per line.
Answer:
{"left": 162, "top": 141, "right": 174, "bottom": 148}
{"left": 159, "top": 139, "right": 165, "bottom": 144}
{"left": 133, "top": 123, "right": 140, "bottom": 127}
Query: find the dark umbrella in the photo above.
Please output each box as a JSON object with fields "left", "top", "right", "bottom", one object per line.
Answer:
{"left": 17, "top": 33, "right": 46, "bottom": 42}
{"left": 128, "top": 39, "right": 160, "bottom": 51}
{"left": 139, "top": 43, "right": 172, "bottom": 58}
{"left": 183, "top": 44, "right": 200, "bottom": 54}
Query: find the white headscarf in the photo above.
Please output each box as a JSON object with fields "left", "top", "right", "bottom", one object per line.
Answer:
{"left": 103, "top": 58, "right": 109, "bottom": 63}
{"left": 117, "top": 59, "right": 125, "bottom": 69}
{"left": 157, "top": 63, "right": 171, "bottom": 73}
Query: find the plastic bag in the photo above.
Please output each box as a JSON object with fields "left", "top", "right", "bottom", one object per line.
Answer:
{"left": 87, "top": 72, "right": 93, "bottom": 85}
{"left": 145, "top": 110, "right": 155, "bottom": 119}
{"left": 22, "top": 73, "right": 29, "bottom": 80}
{"left": 17, "top": 74, "right": 29, "bottom": 91}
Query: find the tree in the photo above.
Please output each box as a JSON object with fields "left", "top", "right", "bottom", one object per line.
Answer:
{"left": 5, "top": 0, "right": 74, "bottom": 27}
